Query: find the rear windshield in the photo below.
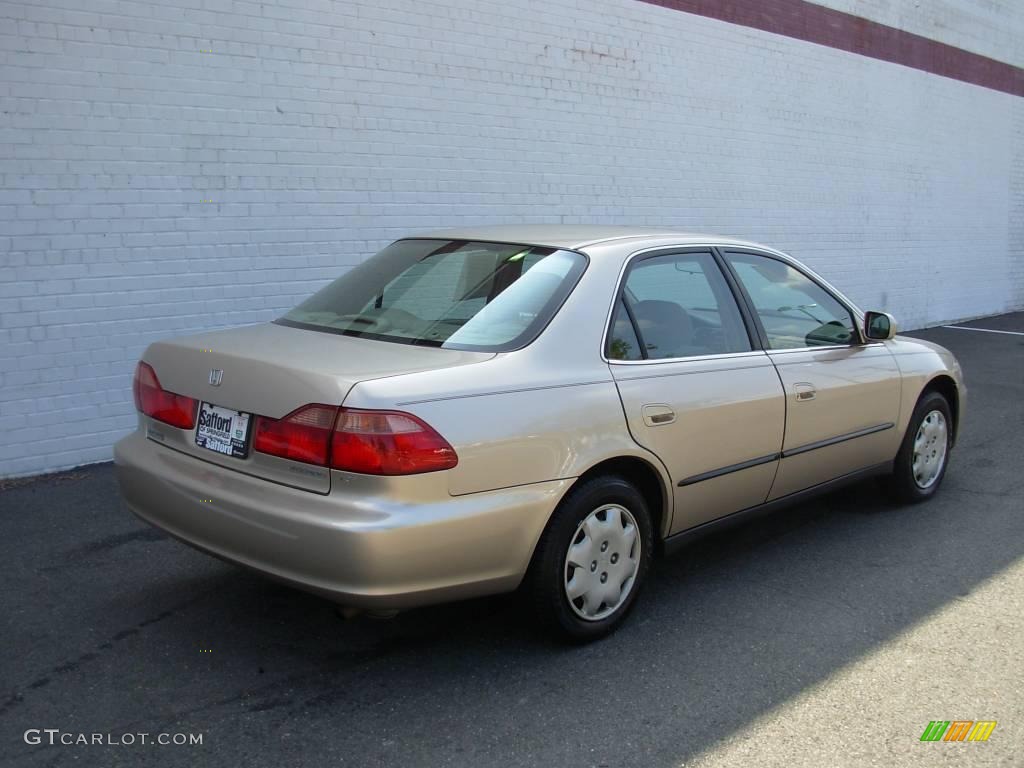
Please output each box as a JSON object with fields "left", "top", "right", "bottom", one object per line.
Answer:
{"left": 276, "top": 239, "right": 588, "bottom": 351}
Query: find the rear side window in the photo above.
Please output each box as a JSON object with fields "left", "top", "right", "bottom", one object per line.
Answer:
{"left": 608, "top": 251, "right": 751, "bottom": 360}
{"left": 607, "top": 299, "right": 643, "bottom": 360}
{"left": 278, "top": 240, "right": 587, "bottom": 352}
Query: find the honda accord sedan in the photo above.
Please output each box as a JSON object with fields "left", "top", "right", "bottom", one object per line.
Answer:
{"left": 114, "top": 225, "right": 964, "bottom": 639}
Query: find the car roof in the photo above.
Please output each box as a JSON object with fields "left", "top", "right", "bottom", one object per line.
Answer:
{"left": 409, "top": 225, "right": 778, "bottom": 252}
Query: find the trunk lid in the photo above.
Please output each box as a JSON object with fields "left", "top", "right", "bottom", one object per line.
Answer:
{"left": 140, "top": 321, "right": 493, "bottom": 492}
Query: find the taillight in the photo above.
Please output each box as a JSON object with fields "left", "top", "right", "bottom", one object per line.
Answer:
{"left": 253, "top": 404, "right": 338, "bottom": 466}
{"left": 330, "top": 408, "right": 458, "bottom": 475}
{"left": 252, "top": 404, "right": 458, "bottom": 475}
{"left": 133, "top": 361, "right": 198, "bottom": 430}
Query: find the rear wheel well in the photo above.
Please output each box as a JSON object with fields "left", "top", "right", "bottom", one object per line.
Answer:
{"left": 573, "top": 457, "right": 668, "bottom": 540}
{"left": 921, "top": 375, "right": 960, "bottom": 444}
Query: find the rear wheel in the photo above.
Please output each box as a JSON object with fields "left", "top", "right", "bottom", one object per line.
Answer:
{"left": 527, "top": 475, "right": 653, "bottom": 641}
{"left": 886, "top": 390, "right": 953, "bottom": 503}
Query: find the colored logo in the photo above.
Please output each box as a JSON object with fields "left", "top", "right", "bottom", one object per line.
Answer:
{"left": 920, "top": 721, "right": 997, "bottom": 742}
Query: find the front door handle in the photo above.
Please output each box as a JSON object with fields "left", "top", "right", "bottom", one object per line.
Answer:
{"left": 642, "top": 404, "right": 676, "bottom": 426}
{"left": 794, "top": 382, "right": 816, "bottom": 402}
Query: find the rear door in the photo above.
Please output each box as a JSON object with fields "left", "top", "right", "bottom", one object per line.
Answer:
{"left": 607, "top": 248, "right": 786, "bottom": 535}
{"left": 721, "top": 250, "right": 902, "bottom": 499}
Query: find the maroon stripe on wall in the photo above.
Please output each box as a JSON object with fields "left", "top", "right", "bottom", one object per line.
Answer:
{"left": 639, "top": 0, "right": 1024, "bottom": 97}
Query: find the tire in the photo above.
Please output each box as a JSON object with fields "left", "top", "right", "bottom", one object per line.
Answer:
{"left": 526, "top": 475, "right": 654, "bottom": 642}
{"left": 886, "top": 390, "right": 953, "bottom": 503}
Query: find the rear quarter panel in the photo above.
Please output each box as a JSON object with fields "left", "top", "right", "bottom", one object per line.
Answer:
{"left": 343, "top": 351, "right": 670, "bottom": 499}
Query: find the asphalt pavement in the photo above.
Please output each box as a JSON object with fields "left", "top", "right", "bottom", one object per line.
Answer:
{"left": 1, "top": 312, "right": 1022, "bottom": 767}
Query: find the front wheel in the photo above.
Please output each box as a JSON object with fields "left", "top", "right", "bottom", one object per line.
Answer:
{"left": 526, "top": 475, "right": 653, "bottom": 641}
{"left": 886, "top": 390, "right": 953, "bottom": 503}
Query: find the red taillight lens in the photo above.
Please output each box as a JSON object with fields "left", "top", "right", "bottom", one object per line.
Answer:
{"left": 132, "top": 361, "right": 198, "bottom": 430}
{"left": 253, "top": 404, "right": 338, "bottom": 466}
{"left": 252, "top": 404, "right": 458, "bottom": 475}
{"left": 330, "top": 408, "right": 458, "bottom": 475}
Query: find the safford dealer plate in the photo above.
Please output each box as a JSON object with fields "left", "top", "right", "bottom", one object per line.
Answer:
{"left": 195, "top": 401, "right": 252, "bottom": 459}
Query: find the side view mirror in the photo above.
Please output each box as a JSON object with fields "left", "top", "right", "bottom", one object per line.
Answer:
{"left": 863, "top": 310, "right": 897, "bottom": 341}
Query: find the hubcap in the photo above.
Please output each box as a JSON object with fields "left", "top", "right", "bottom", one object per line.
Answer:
{"left": 912, "top": 409, "right": 948, "bottom": 489}
{"left": 563, "top": 504, "right": 641, "bottom": 621}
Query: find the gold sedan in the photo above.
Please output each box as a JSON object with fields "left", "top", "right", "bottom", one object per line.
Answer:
{"left": 115, "top": 226, "right": 964, "bottom": 640}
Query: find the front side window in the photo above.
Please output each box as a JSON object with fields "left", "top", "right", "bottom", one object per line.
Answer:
{"left": 608, "top": 251, "right": 751, "bottom": 360}
{"left": 279, "top": 240, "right": 587, "bottom": 352}
{"left": 724, "top": 252, "right": 857, "bottom": 349}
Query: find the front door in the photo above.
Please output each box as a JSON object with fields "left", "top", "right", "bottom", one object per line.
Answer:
{"left": 606, "top": 248, "right": 786, "bottom": 535}
{"left": 722, "top": 251, "right": 902, "bottom": 499}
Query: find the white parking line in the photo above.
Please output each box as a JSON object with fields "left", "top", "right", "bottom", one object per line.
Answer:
{"left": 942, "top": 325, "right": 1024, "bottom": 336}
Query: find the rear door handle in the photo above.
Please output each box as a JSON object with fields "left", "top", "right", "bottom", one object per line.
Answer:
{"left": 794, "top": 382, "right": 816, "bottom": 402}
{"left": 642, "top": 404, "right": 676, "bottom": 426}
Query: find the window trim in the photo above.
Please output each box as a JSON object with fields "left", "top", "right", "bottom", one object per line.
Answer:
{"left": 601, "top": 245, "right": 759, "bottom": 365}
{"left": 718, "top": 248, "right": 871, "bottom": 351}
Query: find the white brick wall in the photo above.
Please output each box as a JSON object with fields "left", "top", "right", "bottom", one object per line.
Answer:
{"left": 1, "top": 0, "right": 1023, "bottom": 477}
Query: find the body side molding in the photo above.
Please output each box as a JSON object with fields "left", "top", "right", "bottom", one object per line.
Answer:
{"left": 782, "top": 423, "right": 894, "bottom": 458}
{"left": 663, "top": 462, "right": 893, "bottom": 552}
{"left": 674, "top": 423, "right": 894, "bottom": 488}
{"left": 677, "top": 453, "right": 780, "bottom": 487}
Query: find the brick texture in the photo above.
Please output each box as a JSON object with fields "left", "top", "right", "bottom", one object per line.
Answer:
{"left": 1, "top": 0, "right": 1023, "bottom": 477}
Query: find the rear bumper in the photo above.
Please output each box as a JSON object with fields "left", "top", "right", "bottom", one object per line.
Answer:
{"left": 113, "top": 431, "right": 568, "bottom": 609}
